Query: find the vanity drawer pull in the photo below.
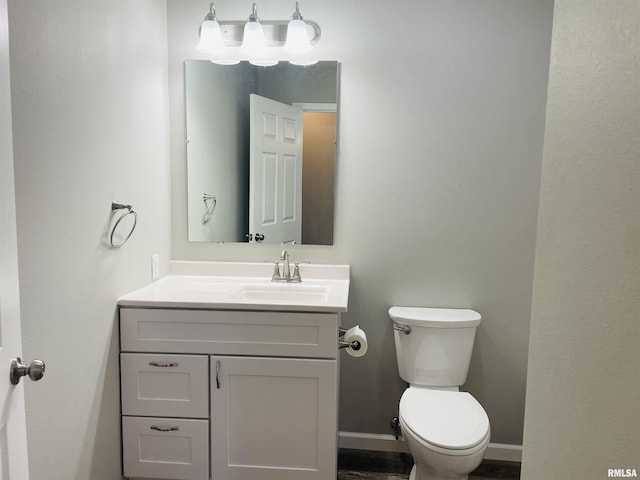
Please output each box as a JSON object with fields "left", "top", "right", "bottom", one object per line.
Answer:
{"left": 148, "top": 361, "right": 179, "bottom": 368}
{"left": 150, "top": 425, "right": 179, "bottom": 432}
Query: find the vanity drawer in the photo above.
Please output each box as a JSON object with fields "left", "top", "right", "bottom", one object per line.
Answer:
{"left": 120, "top": 308, "right": 338, "bottom": 359}
{"left": 122, "top": 416, "right": 209, "bottom": 480}
{"left": 120, "top": 353, "right": 208, "bottom": 418}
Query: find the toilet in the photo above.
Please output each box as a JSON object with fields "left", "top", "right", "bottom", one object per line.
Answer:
{"left": 390, "top": 306, "right": 490, "bottom": 480}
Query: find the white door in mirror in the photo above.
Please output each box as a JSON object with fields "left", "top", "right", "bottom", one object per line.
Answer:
{"left": 249, "top": 94, "right": 303, "bottom": 244}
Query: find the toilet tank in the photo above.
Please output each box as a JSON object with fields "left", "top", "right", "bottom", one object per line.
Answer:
{"left": 389, "top": 307, "right": 481, "bottom": 387}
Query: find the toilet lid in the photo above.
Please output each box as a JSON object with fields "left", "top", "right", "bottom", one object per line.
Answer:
{"left": 399, "top": 389, "right": 489, "bottom": 450}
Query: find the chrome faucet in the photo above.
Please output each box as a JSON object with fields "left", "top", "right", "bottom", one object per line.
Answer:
{"left": 272, "top": 250, "right": 301, "bottom": 282}
{"left": 281, "top": 250, "right": 291, "bottom": 279}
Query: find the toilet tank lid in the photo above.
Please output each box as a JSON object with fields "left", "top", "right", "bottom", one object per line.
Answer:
{"left": 389, "top": 307, "right": 481, "bottom": 328}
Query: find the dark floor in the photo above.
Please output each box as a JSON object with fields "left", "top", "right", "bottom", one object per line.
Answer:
{"left": 337, "top": 448, "right": 521, "bottom": 480}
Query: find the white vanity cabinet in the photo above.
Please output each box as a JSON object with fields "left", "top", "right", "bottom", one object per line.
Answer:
{"left": 119, "top": 306, "right": 340, "bottom": 480}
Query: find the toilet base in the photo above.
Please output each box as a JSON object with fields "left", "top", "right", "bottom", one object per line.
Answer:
{"left": 409, "top": 464, "right": 469, "bottom": 480}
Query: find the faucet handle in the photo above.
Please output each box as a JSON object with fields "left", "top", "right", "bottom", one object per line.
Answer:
{"left": 271, "top": 261, "right": 282, "bottom": 280}
{"left": 291, "top": 263, "right": 302, "bottom": 282}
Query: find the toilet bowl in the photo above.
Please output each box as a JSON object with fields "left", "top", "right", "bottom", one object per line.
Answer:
{"left": 399, "top": 387, "right": 490, "bottom": 480}
{"left": 389, "top": 306, "right": 490, "bottom": 480}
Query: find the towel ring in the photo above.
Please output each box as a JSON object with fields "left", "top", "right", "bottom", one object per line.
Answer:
{"left": 202, "top": 193, "right": 217, "bottom": 224}
{"left": 110, "top": 201, "right": 137, "bottom": 247}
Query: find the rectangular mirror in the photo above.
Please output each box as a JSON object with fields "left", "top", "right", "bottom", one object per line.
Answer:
{"left": 185, "top": 60, "right": 339, "bottom": 245}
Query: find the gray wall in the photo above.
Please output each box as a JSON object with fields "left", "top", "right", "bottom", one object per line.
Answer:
{"left": 186, "top": 61, "right": 250, "bottom": 242}
{"left": 169, "top": 0, "right": 554, "bottom": 445}
{"left": 8, "top": 1, "right": 171, "bottom": 479}
{"left": 522, "top": 0, "right": 640, "bottom": 477}
{"left": 257, "top": 62, "right": 338, "bottom": 105}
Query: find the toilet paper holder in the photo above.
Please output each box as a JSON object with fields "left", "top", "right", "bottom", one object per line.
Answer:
{"left": 338, "top": 339, "right": 362, "bottom": 350}
{"left": 338, "top": 327, "right": 361, "bottom": 351}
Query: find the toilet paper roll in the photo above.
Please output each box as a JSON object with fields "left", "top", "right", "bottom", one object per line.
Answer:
{"left": 343, "top": 325, "right": 368, "bottom": 358}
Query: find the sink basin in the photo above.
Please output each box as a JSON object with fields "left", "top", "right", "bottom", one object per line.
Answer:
{"left": 118, "top": 261, "right": 350, "bottom": 312}
{"left": 239, "top": 284, "right": 329, "bottom": 302}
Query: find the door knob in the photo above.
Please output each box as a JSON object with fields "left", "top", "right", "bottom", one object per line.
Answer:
{"left": 10, "top": 357, "right": 45, "bottom": 385}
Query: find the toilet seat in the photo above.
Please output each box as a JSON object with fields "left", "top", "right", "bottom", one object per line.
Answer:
{"left": 399, "top": 388, "right": 490, "bottom": 454}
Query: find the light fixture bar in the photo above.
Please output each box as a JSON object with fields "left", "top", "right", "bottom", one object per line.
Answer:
{"left": 214, "top": 20, "right": 321, "bottom": 47}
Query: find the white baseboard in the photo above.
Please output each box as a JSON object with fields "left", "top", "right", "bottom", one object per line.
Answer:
{"left": 339, "top": 432, "right": 409, "bottom": 453}
{"left": 484, "top": 443, "right": 522, "bottom": 463}
{"left": 338, "top": 431, "right": 522, "bottom": 463}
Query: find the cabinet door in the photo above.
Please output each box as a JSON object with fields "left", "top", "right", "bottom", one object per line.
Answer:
{"left": 211, "top": 356, "right": 337, "bottom": 480}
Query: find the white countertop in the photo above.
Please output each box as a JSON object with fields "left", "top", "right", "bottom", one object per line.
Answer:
{"left": 118, "top": 261, "right": 350, "bottom": 313}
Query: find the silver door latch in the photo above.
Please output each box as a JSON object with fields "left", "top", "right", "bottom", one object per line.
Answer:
{"left": 10, "top": 357, "right": 45, "bottom": 385}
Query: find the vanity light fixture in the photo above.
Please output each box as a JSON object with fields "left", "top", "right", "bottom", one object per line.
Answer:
{"left": 283, "top": 2, "right": 313, "bottom": 55}
{"left": 240, "top": 4, "right": 278, "bottom": 67}
{"left": 239, "top": 4, "right": 268, "bottom": 57}
{"left": 196, "top": 3, "right": 224, "bottom": 54}
{"left": 195, "top": 2, "right": 320, "bottom": 66}
{"left": 284, "top": 2, "right": 317, "bottom": 65}
{"left": 197, "top": 3, "right": 240, "bottom": 65}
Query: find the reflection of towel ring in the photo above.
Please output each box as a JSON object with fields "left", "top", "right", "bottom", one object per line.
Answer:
{"left": 110, "top": 201, "right": 137, "bottom": 247}
{"left": 202, "top": 193, "right": 217, "bottom": 224}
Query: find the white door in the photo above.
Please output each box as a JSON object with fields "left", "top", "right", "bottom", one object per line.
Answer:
{"left": 0, "top": 0, "right": 30, "bottom": 477}
{"left": 249, "top": 94, "right": 303, "bottom": 244}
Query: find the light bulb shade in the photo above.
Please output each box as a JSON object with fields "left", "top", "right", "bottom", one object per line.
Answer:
{"left": 283, "top": 19, "right": 313, "bottom": 54}
{"left": 240, "top": 21, "right": 268, "bottom": 57}
{"left": 289, "top": 59, "right": 318, "bottom": 66}
{"left": 211, "top": 58, "right": 240, "bottom": 66}
{"left": 250, "top": 59, "right": 279, "bottom": 67}
{"left": 196, "top": 20, "right": 224, "bottom": 54}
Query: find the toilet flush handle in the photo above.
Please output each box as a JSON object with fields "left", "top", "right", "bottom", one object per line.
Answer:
{"left": 393, "top": 324, "right": 412, "bottom": 335}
